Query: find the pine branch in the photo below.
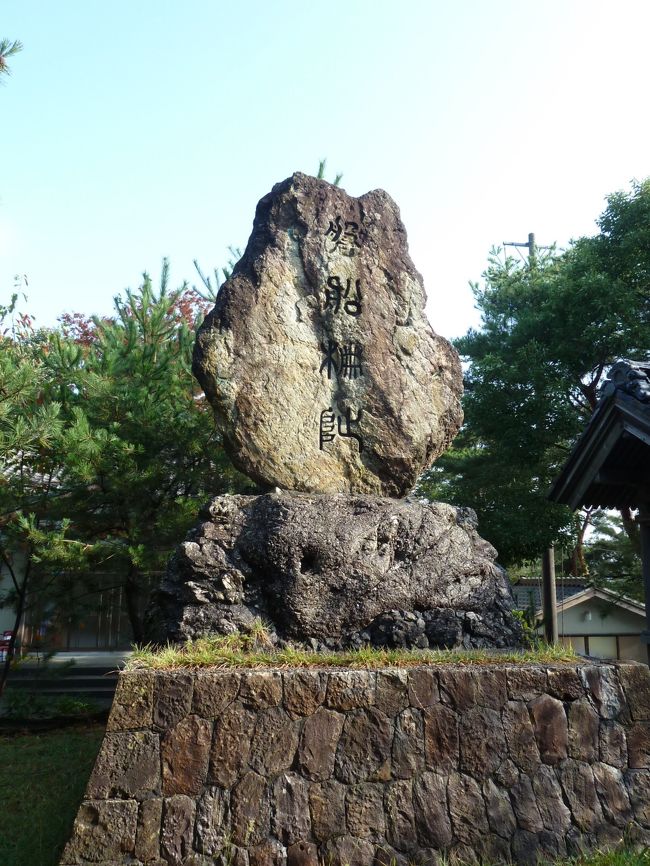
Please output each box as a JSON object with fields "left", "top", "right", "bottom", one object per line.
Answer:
{"left": 0, "top": 39, "right": 23, "bottom": 79}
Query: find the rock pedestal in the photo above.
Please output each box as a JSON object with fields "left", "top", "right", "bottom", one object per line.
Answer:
{"left": 145, "top": 492, "right": 522, "bottom": 650}
{"left": 61, "top": 662, "right": 650, "bottom": 866}
{"left": 193, "top": 172, "right": 462, "bottom": 498}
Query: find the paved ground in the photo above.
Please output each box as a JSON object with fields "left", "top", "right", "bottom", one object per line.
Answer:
{"left": 15, "top": 650, "right": 132, "bottom": 668}
{"left": 1, "top": 651, "right": 131, "bottom": 711}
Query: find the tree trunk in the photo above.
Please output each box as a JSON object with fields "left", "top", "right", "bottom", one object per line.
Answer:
{"left": 569, "top": 509, "right": 592, "bottom": 577}
{"left": 124, "top": 569, "right": 144, "bottom": 645}
{"left": 569, "top": 545, "right": 588, "bottom": 577}
{"left": 0, "top": 561, "right": 30, "bottom": 697}
{"left": 620, "top": 506, "right": 642, "bottom": 554}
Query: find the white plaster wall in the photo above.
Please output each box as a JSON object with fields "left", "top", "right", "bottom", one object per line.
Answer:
{"left": 542, "top": 596, "right": 647, "bottom": 663}
{"left": 556, "top": 598, "right": 643, "bottom": 636}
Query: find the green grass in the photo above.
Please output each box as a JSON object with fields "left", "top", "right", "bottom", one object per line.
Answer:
{"left": 376, "top": 847, "right": 650, "bottom": 866}
{"left": 361, "top": 850, "right": 650, "bottom": 866}
{"left": 429, "top": 851, "right": 650, "bottom": 866}
{"left": 2, "top": 688, "right": 101, "bottom": 720}
{"left": 128, "top": 627, "right": 577, "bottom": 671}
{"left": 569, "top": 849, "right": 650, "bottom": 866}
{"left": 439, "top": 850, "right": 650, "bottom": 866}
{"left": 0, "top": 725, "right": 105, "bottom": 866}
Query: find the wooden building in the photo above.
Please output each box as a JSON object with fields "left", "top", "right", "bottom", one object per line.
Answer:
{"left": 549, "top": 359, "right": 650, "bottom": 662}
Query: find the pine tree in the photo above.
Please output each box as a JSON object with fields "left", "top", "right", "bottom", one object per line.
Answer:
{"left": 420, "top": 180, "right": 650, "bottom": 572}
{"left": 0, "top": 38, "right": 22, "bottom": 80}
{"left": 45, "top": 263, "right": 253, "bottom": 642}
{"left": 0, "top": 295, "right": 89, "bottom": 693}
{"left": 1, "top": 265, "right": 252, "bottom": 684}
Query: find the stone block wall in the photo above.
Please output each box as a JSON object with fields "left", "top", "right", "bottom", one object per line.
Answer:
{"left": 61, "top": 662, "right": 650, "bottom": 866}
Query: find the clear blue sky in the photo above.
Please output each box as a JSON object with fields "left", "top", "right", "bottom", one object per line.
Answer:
{"left": 2, "top": 0, "right": 649, "bottom": 339}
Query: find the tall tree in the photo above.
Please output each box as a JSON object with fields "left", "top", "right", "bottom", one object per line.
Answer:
{"left": 419, "top": 179, "right": 650, "bottom": 570}
{"left": 0, "top": 295, "right": 91, "bottom": 694}
{"left": 0, "top": 264, "right": 251, "bottom": 675}
{"left": 48, "top": 263, "right": 253, "bottom": 642}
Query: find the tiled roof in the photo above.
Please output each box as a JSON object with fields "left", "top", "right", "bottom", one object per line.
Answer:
{"left": 549, "top": 359, "right": 650, "bottom": 510}
{"left": 511, "top": 578, "right": 586, "bottom": 612}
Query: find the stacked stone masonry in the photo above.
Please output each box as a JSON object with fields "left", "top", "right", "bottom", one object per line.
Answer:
{"left": 61, "top": 662, "right": 650, "bottom": 866}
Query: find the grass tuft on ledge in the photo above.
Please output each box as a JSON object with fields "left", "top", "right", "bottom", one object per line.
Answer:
{"left": 127, "top": 626, "right": 577, "bottom": 671}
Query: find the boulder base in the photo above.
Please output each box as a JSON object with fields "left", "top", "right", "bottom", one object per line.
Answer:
{"left": 145, "top": 492, "right": 522, "bottom": 649}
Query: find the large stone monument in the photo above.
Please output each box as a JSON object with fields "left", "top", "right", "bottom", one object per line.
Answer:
{"left": 145, "top": 173, "right": 521, "bottom": 649}
{"left": 62, "top": 176, "right": 650, "bottom": 866}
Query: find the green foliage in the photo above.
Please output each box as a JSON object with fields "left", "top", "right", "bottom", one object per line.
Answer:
{"left": 420, "top": 179, "right": 650, "bottom": 570}
{"left": 0, "top": 295, "right": 79, "bottom": 691}
{"left": 0, "top": 38, "right": 22, "bottom": 80}
{"left": 193, "top": 246, "right": 242, "bottom": 303}
{"left": 509, "top": 608, "right": 540, "bottom": 647}
{"left": 442, "top": 848, "right": 650, "bottom": 866}
{"left": 571, "top": 847, "right": 650, "bottom": 866}
{"left": 418, "top": 246, "right": 580, "bottom": 563}
{"left": 1, "top": 263, "right": 252, "bottom": 667}
{"left": 584, "top": 513, "right": 643, "bottom": 600}
{"left": 317, "top": 157, "right": 343, "bottom": 186}
{"left": 43, "top": 264, "right": 254, "bottom": 639}
{"left": 2, "top": 688, "right": 99, "bottom": 720}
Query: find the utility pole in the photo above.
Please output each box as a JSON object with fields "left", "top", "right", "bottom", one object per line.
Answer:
{"left": 541, "top": 547, "right": 558, "bottom": 644}
{"left": 503, "top": 232, "right": 552, "bottom": 268}
{"left": 638, "top": 505, "right": 650, "bottom": 665}
{"left": 503, "top": 232, "right": 558, "bottom": 644}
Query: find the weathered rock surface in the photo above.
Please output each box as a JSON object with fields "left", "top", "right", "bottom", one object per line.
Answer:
{"left": 145, "top": 491, "right": 522, "bottom": 649}
{"left": 193, "top": 172, "right": 463, "bottom": 498}
{"left": 61, "top": 662, "right": 650, "bottom": 866}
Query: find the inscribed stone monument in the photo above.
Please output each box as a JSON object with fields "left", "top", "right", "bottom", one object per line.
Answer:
{"left": 146, "top": 174, "right": 522, "bottom": 649}
{"left": 193, "top": 172, "right": 463, "bottom": 498}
